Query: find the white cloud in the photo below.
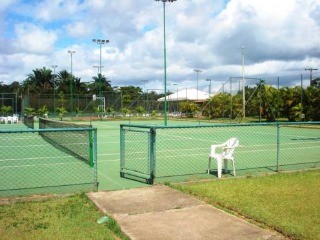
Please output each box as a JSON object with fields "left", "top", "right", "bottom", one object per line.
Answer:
{"left": 65, "top": 21, "right": 93, "bottom": 38}
{"left": 1, "top": 0, "right": 320, "bottom": 89}
{"left": 13, "top": 23, "right": 58, "bottom": 55}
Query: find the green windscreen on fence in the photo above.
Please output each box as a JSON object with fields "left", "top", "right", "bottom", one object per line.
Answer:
{"left": 39, "top": 118, "right": 94, "bottom": 167}
{"left": 120, "top": 122, "right": 320, "bottom": 183}
{"left": 0, "top": 123, "right": 97, "bottom": 197}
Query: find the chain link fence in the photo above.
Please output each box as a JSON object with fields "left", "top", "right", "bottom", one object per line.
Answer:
{"left": 0, "top": 126, "right": 98, "bottom": 197}
{"left": 120, "top": 122, "right": 320, "bottom": 183}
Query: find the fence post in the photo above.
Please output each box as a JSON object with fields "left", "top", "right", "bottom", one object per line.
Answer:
{"left": 276, "top": 123, "right": 280, "bottom": 172}
{"left": 120, "top": 125, "right": 125, "bottom": 177}
{"left": 149, "top": 127, "right": 156, "bottom": 184}
{"left": 93, "top": 128, "right": 99, "bottom": 190}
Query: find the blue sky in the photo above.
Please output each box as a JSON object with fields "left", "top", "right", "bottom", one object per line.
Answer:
{"left": 1, "top": 0, "right": 319, "bottom": 93}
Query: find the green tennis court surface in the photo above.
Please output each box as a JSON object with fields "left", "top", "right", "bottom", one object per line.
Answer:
{"left": 119, "top": 121, "right": 320, "bottom": 183}
{"left": 1, "top": 120, "right": 319, "bottom": 196}
{"left": 0, "top": 123, "right": 97, "bottom": 197}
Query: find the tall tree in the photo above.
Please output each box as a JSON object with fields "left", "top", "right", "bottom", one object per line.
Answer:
{"left": 91, "top": 73, "right": 112, "bottom": 94}
{"left": 23, "top": 67, "right": 53, "bottom": 94}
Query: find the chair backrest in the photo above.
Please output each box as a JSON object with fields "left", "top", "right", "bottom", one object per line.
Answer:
{"left": 223, "top": 137, "right": 239, "bottom": 158}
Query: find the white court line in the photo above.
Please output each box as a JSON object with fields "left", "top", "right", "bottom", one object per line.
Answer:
{"left": 0, "top": 161, "right": 85, "bottom": 170}
{"left": 98, "top": 159, "right": 120, "bottom": 163}
{"left": 0, "top": 155, "right": 74, "bottom": 162}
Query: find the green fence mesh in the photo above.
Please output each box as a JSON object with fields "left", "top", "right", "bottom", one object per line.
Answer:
{"left": 120, "top": 122, "right": 320, "bottom": 183}
{"left": 0, "top": 125, "right": 97, "bottom": 197}
{"left": 23, "top": 115, "right": 34, "bottom": 129}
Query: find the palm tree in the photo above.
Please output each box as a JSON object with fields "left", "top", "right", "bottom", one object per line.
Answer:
{"left": 23, "top": 67, "right": 53, "bottom": 94}
{"left": 91, "top": 73, "right": 112, "bottom": 94}
{"left": 56, "top": 70, "right": 73, "bottom": 94}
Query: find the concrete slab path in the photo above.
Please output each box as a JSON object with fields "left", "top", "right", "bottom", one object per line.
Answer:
{"left": 88, "top": 185, "right": 285, "bottom": 240}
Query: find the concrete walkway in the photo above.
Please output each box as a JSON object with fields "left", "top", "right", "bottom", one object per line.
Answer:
{"left": 88, "top": 185, "right": 285, "bottom": 240}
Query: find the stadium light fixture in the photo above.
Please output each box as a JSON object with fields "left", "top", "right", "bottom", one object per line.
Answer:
{"left": 68, "top": 50, "right": 75, "bottom": 113}
{"left": 155, "top": 0, "right": 177, "bottom": 126}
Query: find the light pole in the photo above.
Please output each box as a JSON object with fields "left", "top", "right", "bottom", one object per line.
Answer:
{"left": 305, "top": 67, "right": 318, "bottom": 86}
{"left": 52, "top": 65, "right": 57, "bottom": 114}
{"left": 68, "top": 50, "right": 75, "bottom": 113}
{"left": 241, "top": 45, "right": 246, "bottom": 118}
{"left": 141, "top": 80, "right": 149, "bottom": 111}
{"left": 93, "top": 65, "right": 104, "bottom": 74}
{"left": 206, "top": 79, "right": 212, "bottom": 96}
{"left": 92, "top": 39, "right": 109, "bottom": 104}
{"left": 173, "top": 83, "right": 178, "bottom": 112}
{"left": 194, "top": 69, "right": 201, "bottom": 101}
{"left": 155, "top": 0, "right": 177, "bottom": 126}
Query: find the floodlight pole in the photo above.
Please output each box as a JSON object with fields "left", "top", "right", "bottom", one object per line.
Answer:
{"left": 173, "top": 83, "right": 178, "bottom": 112}
{"left": 241, "top": 45, "right": 246, "bottom": 119}
{"left": 194, "top": 69, "right": 201, "bottom": 101}
{"left": 93, "top": 65, "right": 104, "bottom": 73}
{"left": 141, "top": 80, "right": 149, "bottom": 110}
{"left": 155, "top": 0, "right": 177, "bottom": 126}
{"left": 52, "top": 65, "right": 57, "bottom": 114}
{"left": 305, "top": 67, "right": 318, "bottom": 86}
{"left": 68, "top": 50, "right": 75, "bottom": 113}
{"left": 93, "top": 38, "right": 109, "bottom": 114}
{"left": 206, "top": 79, "right": 212, "bottom": 96}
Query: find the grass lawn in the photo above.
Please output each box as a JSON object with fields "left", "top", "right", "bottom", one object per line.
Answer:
{"left": 171, "top": 170, "right": 320, "bottom": 240}
{"left": 0, "top": 193, "right": 128, "bottom": 240}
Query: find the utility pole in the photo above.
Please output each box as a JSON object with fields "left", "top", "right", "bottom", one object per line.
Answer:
{"left": 305, "top": 68, "right": 318, "bottom": 86}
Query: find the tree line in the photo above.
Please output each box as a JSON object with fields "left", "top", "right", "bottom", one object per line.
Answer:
{"left": 1, "top": 67, "right": 320, "bottom": 122}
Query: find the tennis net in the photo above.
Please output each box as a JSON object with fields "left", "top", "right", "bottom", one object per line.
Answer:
{"left": 39, "top": 118, "right": 95, "bottom": 167}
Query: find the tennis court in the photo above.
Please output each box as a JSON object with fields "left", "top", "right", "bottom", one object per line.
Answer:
{"left": 119, "top": 121, "right": 320, "bottom": 183}
{"left": 1, "top": 119, "right": 319, "bottom": 196}
{"left": 0, "top": 121, "right": 97, "bottom": 197}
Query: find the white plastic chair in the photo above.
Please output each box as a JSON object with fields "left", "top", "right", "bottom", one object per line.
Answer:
{"left": 208, "top": 137, "right": 239, "bottom": 178}
{"left": 12, "top": 116, "right": 18, "bottom": 124}
{"left": 6, "top": 116, "right": 12, "bottom": 124}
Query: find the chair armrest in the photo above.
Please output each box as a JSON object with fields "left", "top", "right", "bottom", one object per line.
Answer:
{"left": 210, "top": 143, "right": 226, "bottom": 155}
{"left": 222, "top": 146, "right": 235, "bottom": 150}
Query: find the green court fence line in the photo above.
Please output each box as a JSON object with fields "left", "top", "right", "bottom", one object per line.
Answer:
{"left": 0, "top": 126, "right": 98, "bottom": 197}
{"left": 120, "top": 122, "right": 320, "bottom": 183}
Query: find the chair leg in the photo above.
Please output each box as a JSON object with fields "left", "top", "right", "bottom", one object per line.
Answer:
{"left": 223, "top": 159, "right": 228, "bottom": 174}
{"left": 232, "top": 160, "right": 236, "bottom": 176}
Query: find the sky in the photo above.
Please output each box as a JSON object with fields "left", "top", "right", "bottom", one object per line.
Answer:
{"left": 0, "top": 0, "right": 320, "bottom": 93}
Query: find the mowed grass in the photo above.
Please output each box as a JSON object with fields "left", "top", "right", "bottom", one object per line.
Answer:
{"left": 0, "top": 193, "right": 128, "bottom": 240}
{"left": 171, "top": 170, "right": 320, "bottom": 240}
